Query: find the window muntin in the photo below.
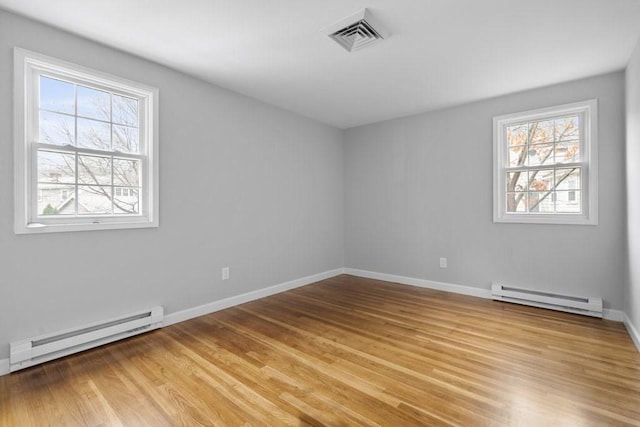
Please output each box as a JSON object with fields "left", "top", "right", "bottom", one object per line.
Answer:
{"left": 14, "top": 48, "right": 158, "bottom": 233}
{"left": 493, "top": 100, "right": 597, "bottom": 225}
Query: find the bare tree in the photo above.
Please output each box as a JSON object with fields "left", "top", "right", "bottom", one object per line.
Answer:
{"left": 38, "top": 90, "right": 140, "bottom": 215}
{"left": 506, "top": 118, "right": 580, "bottom": 213}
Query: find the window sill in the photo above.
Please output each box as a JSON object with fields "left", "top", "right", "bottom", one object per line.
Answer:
{"left": 16, "top": 219, "right": 158, "bottom": 234}
{"left": 493, "top": 213, "right": 597, "bottom": 226}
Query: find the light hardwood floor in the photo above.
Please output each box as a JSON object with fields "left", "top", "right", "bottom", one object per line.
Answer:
{"left": 1, "top": 274, "right": 639, "bottom": 426}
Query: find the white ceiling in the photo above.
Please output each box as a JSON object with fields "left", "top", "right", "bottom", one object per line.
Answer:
{"left": 2, "top": 0, "right": 640, "bottom": 129}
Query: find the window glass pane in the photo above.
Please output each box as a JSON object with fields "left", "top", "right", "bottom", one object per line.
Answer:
{"left": 114, "top": 188, "right": 140, "bottom": 214}
{"left": 113, "top": 125, "right": 139, "bottom": 153}
{"left": 78, "top": 155, "right": 112, "bottom": 186}
{"left": 555, "top": 141, "right": 580, "bottom": 163}
{"left": 39, "top": 111, "right": 75, "bottom": 145}
{"left": 530, "top": 120, "right": 554, "bottom": 144}
{"left": 506, "top": 192, "right": 527, "bottom": 212}
{"left": 556, "top": 168, "right": 580, "bottom": 190}
{"left": 78, "top": 186, "right": 112, "bottom": 214}
{"left": 506, "top": 171, "right": 528, "bottom": 192}
{"left": 508, "top": 145, "right": 526, "bottom": 167}
{"left": 528, "top": 192, "right": 553, "bottom": 213}
{"left": 113, "top": 158, "right": 140, "bottom": 186}
{"left": 38, "top": 150, "right": 75, "bottom": 183}
{"left": 112, "top": 94, "right": 138, "bottom": 126}
{"left": 77, "top": 117, "right": 111, "bottom": 150}
{"left": 527, "top": 144, "right": 554, "bottom": 166}
{"left": 555, "top": 116, "right": 580, "bottom": 141}
{"left": 37, "top": 184, "right": 75, "bottom": 216}
{"left": 39, "top": 76, "right": 74, "bottom": 114}
{"left": 77, "top": 86, "right": 110, "bottom": 121}
{"left": 507, "top": 124, "right": 528, "bottom": 147}
{"left": 528, "top": 169, "right": 553, "bottom": 192}
{"left": 556, "top": 191, "right": 581, "bottom": 213}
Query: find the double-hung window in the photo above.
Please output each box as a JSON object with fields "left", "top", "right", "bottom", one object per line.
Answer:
{"left": 493, "top": 100, "right": 597, "bottom": 225}
{"left": 14, "top": 48, "right": 159, "bottom": 233}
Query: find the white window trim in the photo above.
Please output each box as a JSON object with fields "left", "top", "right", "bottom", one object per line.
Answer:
{"left": 14, "top": 48, "right": 159, "bottom": 234}
{"left": 493, "top": 99, "right": 598, "bottom": 225}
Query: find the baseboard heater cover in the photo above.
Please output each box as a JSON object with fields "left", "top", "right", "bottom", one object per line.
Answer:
{"left": 10, "top": 306, "right": 163, "bottom": 372}
{"left": 491, "top": 284, "right": 602, "bottom": 318}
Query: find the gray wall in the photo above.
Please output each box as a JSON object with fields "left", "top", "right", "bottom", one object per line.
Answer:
{"left": 626, "top": 40, "right": 640, "bottom": 334}
{"left": 0, "top": 8, "right": 634, "bottom": 363}
{"left": 345, "top": 73, "right": 626, "bottom": 310}
{"left": 0, "top": 10, "right": 344, "bottom": 359}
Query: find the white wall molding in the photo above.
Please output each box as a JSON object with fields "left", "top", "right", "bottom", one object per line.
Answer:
{"left": 163, "top": 268, "right": 345, "bottom": 327}
{"left": 344, "top": 268, "right": 628, "bottom": 324}
{"left": 624, "top": 314, "right": 640, "bottom": 353}
{"left": 3, "top": 267, "right": 633, "bottom": 378}
{"left": 0, "top": 268, "right": 345, "bottom": 377}
{"left": 603, "top": 309, "right": 625, "bottom": 322}
{"left": 344, "top": 268, "right": 492, "bottom": 299}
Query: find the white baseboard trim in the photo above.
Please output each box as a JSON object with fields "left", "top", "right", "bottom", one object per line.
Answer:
{"left": 344, "top": 268, "right": 492, "bottom": 299}
{"left": 624, "top": 314, "right": 640, "bottom": 353}
{"left": 3, "top": 267, "right": 634, "bottom": 378}
{"left": 0, "top": 268, "right": 344, "bottom": 378}
{"left": 163, "top": 268, "right": 345, "bottom": 327}
{"left": 603, "top": 309, "right": 625, "bottom": 322}
{"left": 344, "top": 268, "right": 626, "bottom": 323}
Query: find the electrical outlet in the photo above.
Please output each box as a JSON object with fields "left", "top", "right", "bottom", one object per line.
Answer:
{"left": 439, "top": 257, "right": 447, "bottom": 268}
{"left": 222, "top": 267, "right": 230, "bottom": 280}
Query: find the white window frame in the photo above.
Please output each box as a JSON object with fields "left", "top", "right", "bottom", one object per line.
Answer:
{"left": 14, "top": 48, "right": 159, "bottom": 234}
{"left": 493, "top": 100, "right": 598, "bottom": 225}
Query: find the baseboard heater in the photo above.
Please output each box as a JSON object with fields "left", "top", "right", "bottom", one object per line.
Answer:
{"left": 491, "top": 284, "right": 602, "bottom": 318}
{"left": 9, "top": 306, "right": 163, "bottom": 372}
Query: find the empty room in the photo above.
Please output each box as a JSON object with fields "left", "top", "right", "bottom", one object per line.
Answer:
{"left": 1, "top": 0, "right": 640, "bottom": 425}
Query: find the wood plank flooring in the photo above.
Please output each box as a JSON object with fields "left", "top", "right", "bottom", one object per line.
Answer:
{"left": 1, "top": 274, "right": 639, "bottom": 426}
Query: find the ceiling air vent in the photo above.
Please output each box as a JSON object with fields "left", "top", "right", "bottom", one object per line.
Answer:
{"left": 323, "top": 9, "right": 389, "bottom": 52}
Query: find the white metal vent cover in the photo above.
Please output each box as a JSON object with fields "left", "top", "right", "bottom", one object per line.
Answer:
{"left": 323, "top": 9, "right": 389, "bottom": 52}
